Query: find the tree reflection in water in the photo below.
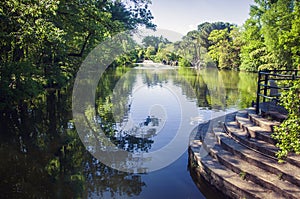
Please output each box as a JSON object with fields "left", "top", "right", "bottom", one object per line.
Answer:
{"left": 0, "top": 66, "right": 257, "bottom": 198}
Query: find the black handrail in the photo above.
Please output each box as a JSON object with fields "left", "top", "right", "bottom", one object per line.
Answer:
{"left": 255, "top": 70, "right": 300, "bottom": 114}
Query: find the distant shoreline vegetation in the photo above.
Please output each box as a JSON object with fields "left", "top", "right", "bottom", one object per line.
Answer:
{"left": 139, "top": 1, "right": 300, "bottom": 72}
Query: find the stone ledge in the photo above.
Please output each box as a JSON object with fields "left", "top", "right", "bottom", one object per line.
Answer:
{"left": 189, "top": 108, "right": 300, "bottom": 199}
{"left": 188, "top": 144, "right": 279, "bottom": 199}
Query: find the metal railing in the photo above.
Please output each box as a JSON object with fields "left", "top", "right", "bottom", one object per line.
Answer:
{"left": 256, "top": 70, "right": 300, "bottom": 114}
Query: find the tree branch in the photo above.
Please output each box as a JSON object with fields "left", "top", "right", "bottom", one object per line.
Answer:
{"left": 68, "top": 32, "right": 92, "bottom": 57}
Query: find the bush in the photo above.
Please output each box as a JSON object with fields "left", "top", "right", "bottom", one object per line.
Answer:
{"left": 178, "top": 57, "right": 191, "bottom": 67}
{"left": 272, "top": 79, "right": 300, "bottom": 160}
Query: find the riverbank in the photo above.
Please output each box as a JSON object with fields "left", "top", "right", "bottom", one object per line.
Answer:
{"left": 189, "top": 105, "right": 300, "bottom": 198}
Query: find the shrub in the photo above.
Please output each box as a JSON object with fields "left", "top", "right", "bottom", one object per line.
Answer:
{"left": 272, "top": 79, "right": 300, "bottom": 160}
{"left": 178, "top": 57, "right": 191, "bottom": 67}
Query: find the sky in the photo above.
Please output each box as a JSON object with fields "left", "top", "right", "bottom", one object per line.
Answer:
{"left": 149, "top": 0, "right": 254, "bottom": 35}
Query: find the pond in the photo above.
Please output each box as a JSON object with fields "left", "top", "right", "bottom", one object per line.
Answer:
{"left": 0, "top": 65, "right": 257, "bottom": 198}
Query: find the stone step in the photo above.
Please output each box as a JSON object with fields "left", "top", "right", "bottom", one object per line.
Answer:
{"left": 212, "top": 128, "right": 300, "bottom": 187}
{"left": 237, "top": 109, "right": 280, "bottom": 132}
{"left": 248, "top": 126, "right": 276, "bottom": 145}
{"left": 247, "top": 112, "right": 280, "bottom": 133}
{"left": 287, "top": 154, "right": 300, "bottom": 168}
{"left": 228, "top": 111, "right": 300, "bottom": 168}
{"left": 235, "top": 112, "right": 277, "bottom": 145}
{"left": 203, "top": 141, "right": 300, "bottom": 199}
{"left": 258, "top": 102, "right": 288, "bottom": 123}
{"left": 224, "top": 120, "right": 278, "bottom": 157}
{"left": 261, "top": 111, "right": 287, "bottom": 123}
{"left": 188, "top": 145, "right": 279, "bottom": 199}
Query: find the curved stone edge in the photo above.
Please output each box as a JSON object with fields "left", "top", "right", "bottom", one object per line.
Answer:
{"left": 188, "top": 116, "right": 279, "bottom": 199}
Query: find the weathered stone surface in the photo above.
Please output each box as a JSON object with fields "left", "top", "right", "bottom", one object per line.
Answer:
{"left": 189, "top": 107, "right": 300, "bottom": 198}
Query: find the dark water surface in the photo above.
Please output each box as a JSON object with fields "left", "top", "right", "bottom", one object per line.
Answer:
{"left": 0, "top": 66, "right": 257, "bottom": 198}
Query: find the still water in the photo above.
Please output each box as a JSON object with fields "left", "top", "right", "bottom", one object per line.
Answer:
{"left": 0, "top": 65, "right": 257, "bottom": 198}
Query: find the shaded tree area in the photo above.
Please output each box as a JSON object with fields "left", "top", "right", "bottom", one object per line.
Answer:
{"left": 0, "top": 1, "right": 155, "bottom": 197}
{"left": 0, "top": 85, "right": 147, "bottom": 198}
{"left": 0, "top": 0, "right": 155, "bottom": 111}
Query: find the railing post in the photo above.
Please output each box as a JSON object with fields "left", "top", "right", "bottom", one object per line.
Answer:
{"left": 255, "top": 69, "right": 298, "bottom": 115}
{"left": 256, "top": 71, "right": 261, "bottom": 114}
{"left": 263, "top": 73, "right": 269, "bottom": 102}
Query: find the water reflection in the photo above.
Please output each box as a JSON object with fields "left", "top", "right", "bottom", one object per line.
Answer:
{"left": 0, "top": 66, "right": 257, "bottom": 198}
{"left": 112, "top": 68, "right": 181, "bottom": 142}
{"left": 89, "top": 67, "right": 200, "bottom": 173}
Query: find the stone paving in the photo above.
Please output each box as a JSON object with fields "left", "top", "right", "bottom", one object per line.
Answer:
{"left": 189, "top": 105, "right": 300, "bottom": 199}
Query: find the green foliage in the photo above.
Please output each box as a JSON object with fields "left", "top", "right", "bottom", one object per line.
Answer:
{"left": 145, "top": 46, "right": 156, "bottom": 60}
{"left": 208, "top": 27, "right": 241, "bottom": 70}
{"left": 173, "top": 22, "right": 233, "bottom": 68}
{"left": 113, "top": 37, "right": 142, "bottom": 66}
{"left": 140, "top": 35, "right": 173, "bottom": 62}
{"left": 261, "top": 0, "right": 294, "bottom": 69}
{"left": 136, "top": 1, "right": 300, "bottom": 72}
{"left": 142, "top": 35, "right": 170, "bottom": 52}
{"left": 272, "top": 79, "right": 300, "bottom": 159}
{"left": 178, "top": 57, "right": 191, "bottom": 67}
{"left": 241, "top": 0, "right": 300, "bottom": 71}
{"left": 240, "top": 16, "right": 268, "bottom": 71}
{"left": 138, "top": 36, "right": 178, "bottom": 63}
{"left": 154, "top": 44, "right": 179, "bottom": 63}
{"left": 0, "top": 0, "right": 155, "bottom": 110}
{"left": 197, "top": 22, "right": 232, "bottom": 50}
{"left": 45, "top": 157, "right": 60, "bottom": 177}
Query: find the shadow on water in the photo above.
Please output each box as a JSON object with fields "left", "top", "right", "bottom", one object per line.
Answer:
{"left": 188, "top": 165, "right": 229, "bottom": 199}
{"left": 0, "top": 66, "right": 257, "bottom": 198}
{"left": 0, "top": 90, "right": 148, "bottom": 199}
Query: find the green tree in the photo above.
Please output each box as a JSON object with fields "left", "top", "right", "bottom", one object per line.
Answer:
{"left": 172, "top": 22, "right": 232, "bottom": 69}
{"left": 198, "top": 22, "right": 233, "bottom": 50}
{"left": 0, "top": 0, "right": 155, "bottom": 110}
{"left": 240, "top": 3, "right": 269, "bottom": 72}
{"left": 0, "top": 0, "right": 64, "bottom": 110}
{"left": 145, "top": 46, "right": 156, "bottom": 59}
{"left": 155, "top": 43, "right": 179, "bottom": 63}
{"left": 261, "top": 0, "right": 295, "bottom": 69}
{"left": 208, "top": 27, "right": 241, "bottom": 69}
{"left": 241, "top": 0, "right": 300, "bottom": 71}
{"left": 240, "top": 0, "right": 273, "bottom": 71}
{"left": 142, "top": 35, "right": 170, "bottom": 52}
{"left": 277, "top": 1, "right": 300, "bottom": 69}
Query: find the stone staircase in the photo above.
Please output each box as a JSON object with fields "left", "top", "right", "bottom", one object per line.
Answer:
{"left": 189, "top": 107, "right": 300, "bottom": 199}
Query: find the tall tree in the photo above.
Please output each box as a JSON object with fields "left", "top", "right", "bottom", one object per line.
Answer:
{"left": 0, "top": 0, "right": 155, "bottom": 110}
{"left": 208, "top": 26, "right": 241, "bottom": 70}
{"left": 241, "top": 0, "right": 300, "bottom": 71}
{"left": 198, "top": 22, "right": 232, "bottom": 50}
{"left": 261, "top": 0, "right": 295, "bottom": 69}
{"left": 174, "top": 22, "right": 233, "bottom": 68}
{"left": 240, "top": 3, "right": 270, "bottom": 71}
{"left": 142, "top": 35, "right": 170, "bottom": 52}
